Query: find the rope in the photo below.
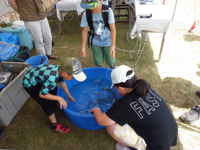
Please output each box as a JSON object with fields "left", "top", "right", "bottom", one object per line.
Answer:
{"left": 6, "top": 50, "right": 32, "bottom": 62}
{"left": 195, "top": 0, "right": 196, "bottom": 21}
{"left": 188, "top": 0, "right": 199, "bottom": 32}
{"left": 115, "top": 33, "right": 146, "bottom": 69}
{"left": 52, "top": 21, "right": 61, "bottom": 40}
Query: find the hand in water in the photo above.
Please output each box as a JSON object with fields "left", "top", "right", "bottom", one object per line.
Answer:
{"left": 90, "top": 107, "right": 95, "bottom": 114}
{"left": 90, "top": 111, "right": 94, "bottom": 114}
{"left": 90, "top": 107, "right": 100, "bottom": 114}
{"left": 68, "top": 95, "right": 75, "bottom": 102}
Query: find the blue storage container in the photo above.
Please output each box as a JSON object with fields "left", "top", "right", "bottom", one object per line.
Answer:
{"left": 0, "top": 25, "right": 34, "bottom": 51}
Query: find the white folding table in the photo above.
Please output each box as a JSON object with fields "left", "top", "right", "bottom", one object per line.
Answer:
{"left": 130, "top": 0, "right": 173, "bottom": 62}
{"left": 56, "top": 0, "right": 85, "bottom": 33}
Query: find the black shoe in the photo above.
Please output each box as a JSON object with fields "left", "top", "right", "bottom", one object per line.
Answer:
{"left": 196, "top": 91, "right": 200, "bottom": 98}
{"left": 0, "top": 128, "right": 6, "bottom": 139}
{"left": 110, "top": 63, "right": 116, "bottom": 69}
{"left": 180, "top": 106, "right": 200, "bottom": 124}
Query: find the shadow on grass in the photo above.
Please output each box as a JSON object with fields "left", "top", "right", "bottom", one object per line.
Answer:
{"left": 183, "top": 34, "right": 200, "bottom": 42}
{"left": 196, "top": 71, "right": 200, "bottom": 77}
{"left": 195, "top": 64, "right": 200, "bottom": 77}
{"left": 177, "top": 119, "right": 200, "bottom": 134}
{"left": 2, "top": 12, "right": 200, "bottom": 150}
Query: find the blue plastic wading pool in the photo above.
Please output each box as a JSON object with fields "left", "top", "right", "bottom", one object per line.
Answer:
{"left": 57, "top": 67, "right": 121, "bottom": 130}
{"left": 25, "top": 55, "right": 48, "bottom": 67}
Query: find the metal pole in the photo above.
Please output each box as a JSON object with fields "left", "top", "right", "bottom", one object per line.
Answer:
{"left": 61, "top": 11, "right": 66, "bottom": 34}
{"left": 158, "top": 0, "right": 178, "bottom": 62}
{"left": 157, "top": 33, "right": 165, "bottom": 62}
{"left": 171, "top": 0, "right": 178, "bottom": 22}
{"left": 76, "top": 12, "right": 81, "bottom": 33}
{"left": 134, "top": 32, "right": 139, "bottom": 68}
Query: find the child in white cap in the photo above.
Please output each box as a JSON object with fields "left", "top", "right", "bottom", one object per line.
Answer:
{"left": 91, "top": 65, "right": 178, "bottom": 150}
{"left": 22, "top": 57, "right": 86, "bottom": 134}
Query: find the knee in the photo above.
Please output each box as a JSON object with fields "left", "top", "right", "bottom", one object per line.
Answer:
{"left": 106, "top": 123, "right": 116, "bottom": 136}
{"left": 43, "top": 36, "right": 52, "bottom": 43}
{"left": 106, "top": 126, "right": 114, "bottom": 136}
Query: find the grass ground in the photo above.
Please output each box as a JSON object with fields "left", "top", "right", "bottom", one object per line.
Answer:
{"left": 1, "top": 0, "right": 200, "bottom": 149}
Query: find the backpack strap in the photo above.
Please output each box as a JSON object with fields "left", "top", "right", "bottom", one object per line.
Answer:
{"left": 86, "top": 9, "right": 94, "bottom": 47}
{"left": 102, "top": 4, "right": 110, "bottom": 31}
{"left": 86, "top": 5, "right": 110, "bottom": 48}
{"left": 86, "top": 9, "right": 93, "bottom": 31}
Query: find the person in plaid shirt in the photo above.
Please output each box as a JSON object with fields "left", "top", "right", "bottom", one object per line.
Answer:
{"left": 22, "top": 57, "right": 86, "bottom": 134}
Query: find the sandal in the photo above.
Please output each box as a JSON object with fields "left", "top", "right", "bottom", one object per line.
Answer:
{"left": 47, "top": 54, "right": 59, "bottom": 60}
{"left": 48, "top": 60, "right": 55, "bottom": 65}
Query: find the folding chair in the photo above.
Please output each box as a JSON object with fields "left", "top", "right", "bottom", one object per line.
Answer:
{"left": 64, "top": 12, "right": 74, "bottom": 21}
{"left": 40, "top": 0, "right": 60, "bottom": 32}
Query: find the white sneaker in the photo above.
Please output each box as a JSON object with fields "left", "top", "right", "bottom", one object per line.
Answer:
{"left": 116, "top": 143, "right": 131, "bottom": 150}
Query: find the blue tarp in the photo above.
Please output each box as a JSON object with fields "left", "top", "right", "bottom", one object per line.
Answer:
{"left": 0, "top": 33, "right": 20, "bottom": 62}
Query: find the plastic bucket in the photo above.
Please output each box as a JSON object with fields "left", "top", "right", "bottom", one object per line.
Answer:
{"left": 25, "top": 55, "right": 48, "bottom": 67}
{"left": 57, "top": 67, "right": 120, "bottom": 130}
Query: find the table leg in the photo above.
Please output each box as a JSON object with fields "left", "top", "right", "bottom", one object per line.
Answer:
{"left": 76, "top": 12, "right": 81, "bottom": 33}
{"left": 157, "top": 33, "right": 165, "bottom": 62}
{"left": 60, "top": 10, "right": 66, "bottom": 34}
{"left": 134, "top": 32, "right": 139, "bottom": 68}
{"left": 62, "top": 20, "right": 66, "bottom": 34}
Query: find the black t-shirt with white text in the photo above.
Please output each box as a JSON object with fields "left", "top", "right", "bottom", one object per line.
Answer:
{"left": 106, "top": 86, "right": 178, "bottom": 150}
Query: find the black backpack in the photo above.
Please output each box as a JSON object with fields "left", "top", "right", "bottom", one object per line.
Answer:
{"left": 86, "top": 4, "right": 110, "bottom": 48}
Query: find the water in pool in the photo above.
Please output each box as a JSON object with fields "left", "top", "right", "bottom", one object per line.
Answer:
{"left": 64, "top": 78, "right": 121, "bottom": 114}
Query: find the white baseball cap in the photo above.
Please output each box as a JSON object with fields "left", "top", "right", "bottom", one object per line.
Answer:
{"left": 60, "top": 57, "right": 86, "bottom": 82}
{"left": 111, "top": 65, "right": 134, "bottom": 88}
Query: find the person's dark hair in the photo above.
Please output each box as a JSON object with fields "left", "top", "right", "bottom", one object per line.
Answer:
{"left": 135, "top": 79, "right": 150, "bottom": 97}
{"left": 114, "top": 70, "right": 150, "bottom": 97}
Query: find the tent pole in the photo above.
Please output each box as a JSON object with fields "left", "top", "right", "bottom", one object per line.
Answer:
{"left": 171, "top": 0, "right": 178, "bottom": 22}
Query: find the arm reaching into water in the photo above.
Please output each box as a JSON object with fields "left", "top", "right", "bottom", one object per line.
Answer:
{"left": 90, "top": 107, "right": 115, "bottom": 126}
{"left": 60, "top": 82, "right": 75, "bottom": 102}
